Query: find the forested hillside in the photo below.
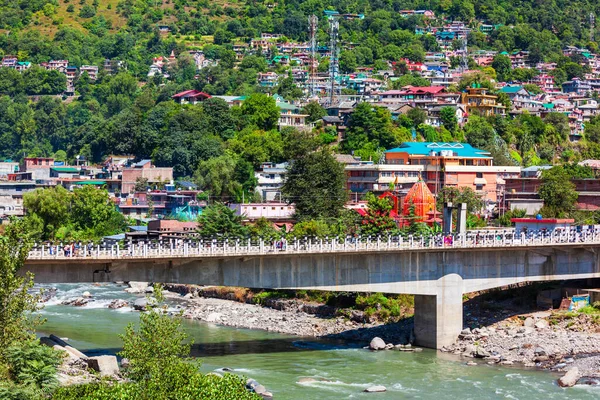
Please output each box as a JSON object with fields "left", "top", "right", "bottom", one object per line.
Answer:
{"left": 1, "top": 0, "right": 600, "bottom": 200}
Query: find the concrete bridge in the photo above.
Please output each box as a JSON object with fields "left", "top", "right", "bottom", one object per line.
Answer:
{"left": 24, "top": 230, "right": 600, "bottom": 349}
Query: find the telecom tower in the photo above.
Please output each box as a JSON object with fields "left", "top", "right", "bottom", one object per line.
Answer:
{"left": 328, "top": 16, "right": 340, "bottom": 105}
{"left": 308, "top": 15, "right": 318, "bottom": 98}
{"left": 461, "top": 37, "right": 469, "bottom": 72}
{"left": 591, "top": 13, "right": 596, "bottom": 42}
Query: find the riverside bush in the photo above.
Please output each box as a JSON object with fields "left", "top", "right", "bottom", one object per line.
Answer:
{"left": 54, "top": 285, "right": 260, "bottom": 400}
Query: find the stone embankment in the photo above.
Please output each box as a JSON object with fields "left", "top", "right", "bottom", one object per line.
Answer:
{"left": 161, "top": 284, "right": 413, "bottom": 343}
{"left": 40, "top": 335, "right": 120, "bottom": 385}
{"left": 441, "top": 312, "right": 600, "bottom": 387}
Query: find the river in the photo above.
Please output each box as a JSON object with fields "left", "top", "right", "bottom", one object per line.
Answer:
{"left": 37, "top": 283, "right": 599, "bottom": 399}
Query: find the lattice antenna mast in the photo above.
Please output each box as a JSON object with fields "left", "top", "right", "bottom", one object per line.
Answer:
{"left": 591, "top": 13, "right": 596, "bottom": 42}
{"left": 308, "top": 15, "right": 318, "bottom": 98}
{"left": 328, "top": 16, "right": 339, "bottom": 105}
{"left": 461, "top": 37, "right": 469, "bottom": 72}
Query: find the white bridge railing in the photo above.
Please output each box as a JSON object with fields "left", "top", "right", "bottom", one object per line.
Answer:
{"left": 26, "top": 228, "right": 600, "bottom": 261}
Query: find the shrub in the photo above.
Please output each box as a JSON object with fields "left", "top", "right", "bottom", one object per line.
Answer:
{"left": 5, "top": 340, "right": 62, "bottom": 394}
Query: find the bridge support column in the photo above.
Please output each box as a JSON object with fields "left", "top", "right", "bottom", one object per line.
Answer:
{"left": 414, "top": 274, "right": 463, "bottom": 349}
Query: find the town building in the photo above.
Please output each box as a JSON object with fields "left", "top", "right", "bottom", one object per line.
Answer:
{"left": 172, "top": 90, "right": 212, "bottom": 104}
{"left": 121, "top": 160, "right": 174, "bottom": 194}
{"left": 80, "top": 65, "right": 98, "bottom": 80}
{"left": 255, "top": 162, "right": 287, "bottom": 202}
{"left": 229, "top": 203, "right": 295, "bottom": 221}
{"left": 460, "top": 85, "right": 506, "bottom": 117}
{"left": 345, "top": 142, "right": 521, "bottom": 203}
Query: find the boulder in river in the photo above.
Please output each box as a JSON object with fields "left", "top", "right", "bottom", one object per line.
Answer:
{"left": 125, "top": 282, "right": 149, "bottom": 294}
{"left": 369, "top": 337, "right": 386, "bottom": 350}
{"left": 85, "top": 355, "right": 120, "bottom": 377}
{"left": 558, "top": 367, "right": 580, "bottom": 387}
{"left": 62, "top": 297, "right": 89, "bottom": 307}
{"left": 364, "top": 385, "right": 387, "bottom": 392}
{"left": 133, "top": 297, "right": 156, "bottom": 311}
{"left": 108, "top": 299, "right": 129, "bottom": 309}
{"left": 82, "top": 291, "right": 92, "bottom": 298}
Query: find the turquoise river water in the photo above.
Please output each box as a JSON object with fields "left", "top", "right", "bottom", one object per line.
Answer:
{"left": 37, "top": 283, "right": 599, "bottom": 400}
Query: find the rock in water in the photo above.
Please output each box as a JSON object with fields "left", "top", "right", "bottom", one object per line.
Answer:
{"left": 132, "top": 298, "right": 156, "bottom": 311}
{"left": 145, "top": 286, "right": 154, "bottom": 294}
{"left": 369, "top": 337, "right": 386, "bottom": 350}
{"left": 125, "top": 282, "right": 149, "bottom": 294}
{"left": 85, "top": 355, "right": 120, "bottom": 377}
{"left": 62, "top": 297, "right": 89, "bottom": 307}
{"left": 108, "top": 299, "right": 128, "bottom": 309}
{"left": 558, "top": 368, "right": 580, "bottom": 387}
{"left": 82, "top": 291, "right": 92, "bottom": 298}
{"left": 297, "top": 377, "right": 318, "bottom": 384}
{"left": 364, "top": 386, "right": 387, "bottom": 392}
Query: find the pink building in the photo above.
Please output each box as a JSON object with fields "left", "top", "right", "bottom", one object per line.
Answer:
{"left": 121, "top": 160, "right": 173, "bottom": 193}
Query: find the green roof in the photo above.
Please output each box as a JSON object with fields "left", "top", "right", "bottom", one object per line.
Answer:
{"left": 500, "top": 86, "right": 524, "bottom": 94}
{"left": 385, "top": 142, "right": 492, "bottom": 158}
{"left": 74, "top": 180, "right": 107, "bottom": 185}
{"left": 542, "top": 103, "right": 555, "bottom": 109}
{"left": 51, "top": 167, "right": 80, "bottom": 173}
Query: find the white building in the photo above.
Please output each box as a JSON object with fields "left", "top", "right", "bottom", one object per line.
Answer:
{"left": 255, "top": 162, "right": 287, "bottom": 201}
{"left": 229, "top": 203, "right": 295, "bottom": 221}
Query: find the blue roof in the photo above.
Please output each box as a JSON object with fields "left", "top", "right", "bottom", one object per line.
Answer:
{"left": 385, "top": 142, "right": 492, "bottom": 158}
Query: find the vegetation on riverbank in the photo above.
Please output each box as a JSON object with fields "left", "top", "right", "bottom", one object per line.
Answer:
{"left": 54, "top": 285, "right": 260, "bottom": 400}
{"left": 202, "top": 286, "right": 415, "bottom": 323}
{"left": 0, "top": 221, "right": 260, "bottom": 399}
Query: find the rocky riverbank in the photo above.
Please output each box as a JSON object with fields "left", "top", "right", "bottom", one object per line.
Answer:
{"left": 441, "top": 310, "right": 600, "bottom": 386}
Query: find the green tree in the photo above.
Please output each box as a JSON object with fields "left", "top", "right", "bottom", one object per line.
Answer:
{"left": 440, "top": 106, "right": 458, "bottom": 133}
{"left": 241, "top": 93, "right": 280, "bottom": 131}
{"left": 436, "top": 186, "right": 484, "bottom": 213}
{"left": 282, "top": 148, "right": 347, "bottom": 220}
{"left": 195, "top": 153, "right": 257, "bottom": 203}
{"left": 539, "top": 166, "right": 578, "bottom": 216}
{"left": 359, "top": 193, "right": 397, "bottom": 236}
{"left": 0, "top": 219, "right": 40, "bottom": 354}
{"left": 463, "top": 115, "right": 495, "bottom": 149}
{"left": 70, "top": 186, "right": 125, "bottom": 238}
{"left": 406, "top": 108, "right": 427, "bottom": 127}
{"left": 491, "top": 54, "right": 512, "bottom": 82}
{"left": 301, "top": 101, "right": 327, "bottom": 124}
{"left": 197, "top": 203, "right": 248, "bottom": 238}
{"left": 23, "top": 186, "right": 71, "bottom": 240}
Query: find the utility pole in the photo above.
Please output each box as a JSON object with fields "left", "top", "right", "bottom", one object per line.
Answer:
{"left": 591, "top": 13, "right": 596, "bottom": 43}
{"left": 308, "top": 15, "right": 318, "bottom": 98}
{"left": 328, "top": 16, "right": 339, "bottom": 105}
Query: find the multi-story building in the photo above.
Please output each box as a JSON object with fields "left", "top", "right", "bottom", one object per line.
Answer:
{"left": 255, "top": 162, "right": 287, "bottom": 202}
{"left": 121, "top": 160, "right": 174, "bottom": 193}
{"left": 345, "top": 142, "right": 521, "bottom": 203}
{"left": 460, "top": 86, "right": 506, "bottom": 117}
{"left": 562, "top": 78, "right": 591, "bottom": 94}
{"left": 80, "top": 65, "right": 98, "bottom": 80}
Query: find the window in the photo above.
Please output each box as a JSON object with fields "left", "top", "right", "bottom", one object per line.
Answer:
{"left": 476, "top": 172, "right": 483, "bottom": 178}
{"left": 466, "top": 160, "right": 473, "bottom": 166}
{"left": 475, "top": 184, "right": 483, "bottom": 191}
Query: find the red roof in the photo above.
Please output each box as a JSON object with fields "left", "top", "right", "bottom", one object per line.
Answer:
{"left": 400, "top": 86, "right": 446, "bottom": 95}
{"left": 172, "top": 90, "right": 211, "bottom": 100}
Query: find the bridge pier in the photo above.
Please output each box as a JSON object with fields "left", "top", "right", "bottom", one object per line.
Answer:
{"left": 413, "top": 274, "right": 463, "bottom": 349}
